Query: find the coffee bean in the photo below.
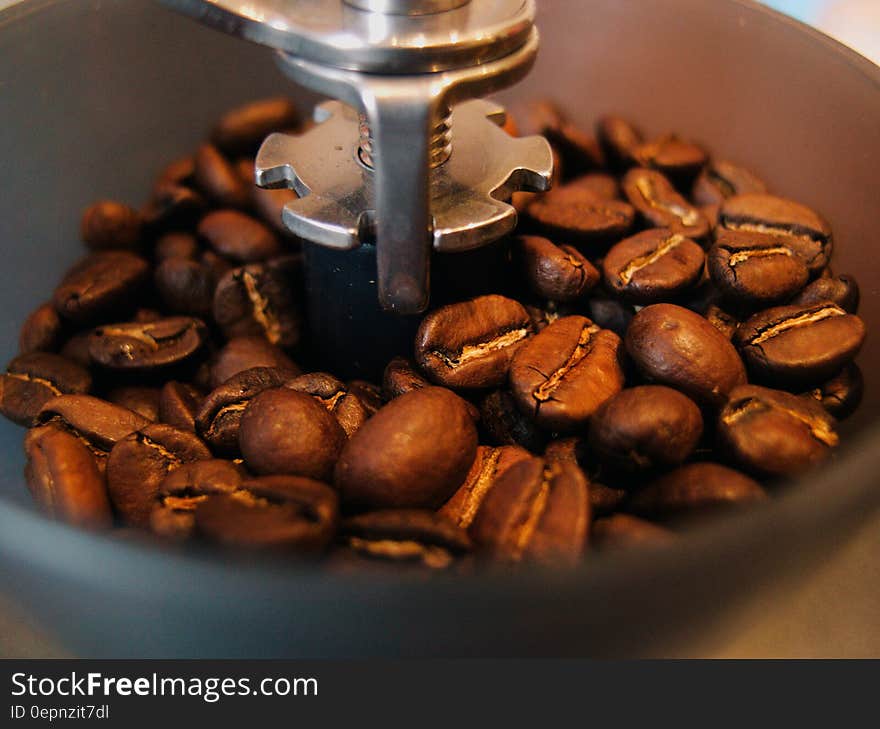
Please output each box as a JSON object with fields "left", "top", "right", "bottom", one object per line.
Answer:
{"left": 602, "top": 229, "right": 705, "bottom": 303}
{"left": 592, "top": 514, "right": 674, "bottom": 551}
{"left": 211, "top": 97, "right": 299, "bottom": 155}
{"left": 59, "top": 333, "right": 93, "bottom": 368}
{"left": 541, "top": 437, "right": 627, "bottom": 514}
{"left": 523, "top": 301, "right": 573, "bottom": 333}
{"left": 692, "top": 160, "right": 767, "bottom": 206}
{"left": 623, "top": 168, "right": 710, "bottom": 239}
{"left": 195, "top": 475, "right": 338, "bottom": 553}
{"left": 588, "top": 385, "right": 703, "bottom": 473}
{"left": 36, "top": 394, "right": 151, "bottom": 456}
{"left": 155, "top": 155, "right": 195, "bottom": 188}
{"left": 209, "top": 336, "right": 300, "bottom": 388}
{"left": 80, "top": 200, "right": 142, "bottom": 251}
{"left": 287, "top": 372, "right": 370, "bottom": 437}
{"left": 718, "top": 384, "right": 837, "bottom": 478}
{"left": 631, "top": 134, "right": 708, "bottom": 186}
{"left": 525, "top": 185, "right": 635, "bottom": 248}
{"left": 628, "top": 462, "right": 766, "bottom": 520}
{"left": 792, "top": 273, "right": 859, "bottom": 313}
{"left": 89, "top": 317, "right": 208, "bottom": 371}
{"left": 158, "top": 381, "right": 203, "bottom": 432}
{"left": 198, "top": 209, "right": 281, "bottom": 264}
{"left": 708, "top": 230, "right": 809, "bottom": 308}
{"left": 154, "top": 232, "right": 200, "bottom": 262}
{"left": 24, "top": 425, "right": 112, "bottom": 529}
{"left": 543, "top": 122, "right": 605, "bottom": 178}
{"left": 335, "top": 387, "right": 477, "bottom": 509}
{"left": 515, "top": 235, "right": 599, "bottom": 302}
{"left": 382, "top": 356, "right": 430, "bottom": 400}
{"left": 193, "top": 143, "right": 250, "bottom": 208}
{"left": 154, "top": 258, "right": 214, "bottom": 317}
{"left": 346, "top": 380, "right": 384, "bottom": 417}
{"left": 470, "top": 456, "right": 589, "bottom": 566}
{"left": 704, "top": 303, "right": 740, "bottom": 340}
{"left": 596, "top": 115, "right": 642, "bottom": 170}
{"left": 107, "top": 423, "right": 211, "bottom": 526}
{"left": 439, "top": 445, "right": 532, "bottom": 529}
{"left": 141, "top": 182, "right": 206, "bottom": 232}
{"left": 565, "top": 173, "right": 619, "bottom": 200}
{"left": 415, "top": 295, "right": 531, "bottom": 389}
{"left": 734, "top": 302, "right": 865, "bottom": 387}
{"left": 53, "top": 251, "right": 149, "bottom": 324}
{"left": 584, "top": 295, "right": 634, "bottom": 339}
{"left": 479, "top": 389, "right": 547, "bottom": 453}
{"left": 509, "top": 315, "right": 624, "bottom": 431}
{"left": 213, "top": 257, "right": 302, "bottom": 350}
{"left": 625, "top": 304, "right": 746, "bottom": 407}
{"left": 106, "top": 386, "right": 161, "bottom": 422}
{"left": 0, "top": 353, "right": 92, "bottom": 426}
{"left": 804, "top": 363, "right": 863, "bottom": 420}
{"left": 342, "top": 509, "right": 471, "bottom": 569}
{"left": 19, "top": 302, "right": 63, "bottom": 354}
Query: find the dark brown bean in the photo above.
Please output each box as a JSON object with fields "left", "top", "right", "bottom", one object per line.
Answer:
{"left": 692, "top": 160, "right": 767, "bottom": 206}
{"left": 286, "top": 372, "right": 370, "bottom": 437}
{"left": 193, "top": 143, "right": 250, "bottom": 208}
{"left": 106, "top": 386, "right": 161, "bottom": 423}
{"left": 541, "top": 437, "right": 627, "bottom": 515}
{"left": 141, "top": 182, "right": 206, "bottom": 232}
{"left": 80, "top": 200, "right": 142, "bottom": 251}
{"left": 158, "top": 381, "right": 203, "bottom": 433}
{"left": 631, "top": 134, "right": 708, "bottom": 185}
{"left": 209, "top": 336, "right": 300, "bottom": 388}
{"left": 515, "top": 235, "right": 599, "bottom": 302}
{"left": 154, "top": 232, "right": 200, "bottom": 261}
{"left": 52, "top": 251, "right": 149, "bottom": 324}
{"left": 155, "top": 156, "right": 195, "bottom": 188}
{"left": 525, "top": 186, "right": 635, "bottom": 248}
{"left": 0, "top": 353, "right": 92, "bottom": 426}
{"left": 346, "top": 380, "right": 384, "bottom": 417}
{"left": 705, "top": 303, "right": 740, "bottom": 340}
{"left": 36, "top": 395, "right": 151, "bottom": 456}
{"left": 584, "top": 295, "right": 635, "bottom": 339}
{"left": 154, "top": 258, "right": 215, "bottom": 317}
{"left": 211, "top": 97, "right": 299, "bottom": 155}
{"left": 803, "top": 364, "right": 863, "bottom": 420}
{"left": 792, "top": 274, "right": 859, "bottom": 313}
{"left": 592, "top": 514, "right": 674, "bottom": 551}
{"left": 623, "top": 168, "right": 710, "bottom": 239}
{"left": 19, "top": 302, "right": 63, "bottom": 354}
{"left": 479, "top": 389, "right": 547, "bottom": 453}
{"left": 198, "top": 209, "right": 281, "bottom": 264}
{"left": 596, "top": 115, "right": 642, "bottom": 169}
{"left": 89, "top": 317, "right": 208, "bottom": 371}
{"left": 382, "top": 356, "right": 430, "bottom": 400}
{"left": 565, "top": 173, "right": 619, "bottom": 201}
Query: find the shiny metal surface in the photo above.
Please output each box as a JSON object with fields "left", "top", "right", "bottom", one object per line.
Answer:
{"left": 344, "top": 0, "right": 471, "bottom": 14}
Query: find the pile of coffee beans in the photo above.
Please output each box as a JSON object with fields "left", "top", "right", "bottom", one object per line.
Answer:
{"left": 0, "top": 97, "right": 867, "bottom": 571}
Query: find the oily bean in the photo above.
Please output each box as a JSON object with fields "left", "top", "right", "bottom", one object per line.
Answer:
{"left": 631, "top": 135, "right": 708, "bottom": 186}
{"left": 0, "top": 353, "right": 92, "bottom": 426}
{"left": 158, "top": 381, "right": 203, "bottom": 433}
{"left": 89, "top": 317, "right": 208, "bottom": 371}
{"left": 718, "top": 384, "right": 838, "bottom": 478}
{"left": 209, "top": 336, "right": 300, "bottom": 388}
{"left": 80, "top": 200, "right": 142, "bottom": 251}
{"left": 803, "top": 364, "right": 863, "bottom": 420}
{"left": 479, "top": 389, "right": 547, "bottom": 453}
{"left": 24, "top": 425, "right": 112, "bottom": 529}
{"left": 141, "top": 182, "right": 206, "bottom": 232}
{"left": 286, "top": 372, "right": 370, "bottom": 437}
{"left": 792, "top": 274, "right": 859, "bottom": 313}
{"left": 195, "top": 475, "right": 338, "bottom": 553}
{"left": 414, "top": 295, "right": 531, "bottom": 389}
{"left": 342, "top": 509, "right": 471, "bottom": 569}
{"left": 193, "top": 143, "right": 250, "bottom": 208}
{"left": 525, "top": 186, "right": 635, "bottom": 248}
{"left": 584, "top": 295, "right": 634, "bottom": 339}
{"left": 705, "top": 304, "right": 740, "bottom": 340}
{"left": 346, "top": 380, "right": 384, "bottom": 417}
{"left": 692, "top": 160, "right": 767, "bottom": 206}
{"left": 625, "top": 304, "right": 746, "bottom": 407}
{"left": 565, "top": 173, "right": 620, "bottom": 201}
{"left": 602, "top": 229, "right": 705, "bottom": 303}
{"left": 198, "top": 209, "right": 281, "bottom": 264}
{"left": 154, "top": 258, "right": 215, "bottom": 317}
{"left": 708, "top": 230, "right": 809, "bottom": 308}
{"left": 240, "top": 387, "right": 346, "bottom": 481}
{"left": 628, "top": 462, "right": 767, "bottom": 520}
{"left": 509, "top": 315, "right": 625, "bottom": 432}
{"left": 154, "top": 232, "right": 200, "bottom": 262}
{"left": 106, "top": 386, "right": 161, "bottom": 423}
{"left": 196, "top": 366, "right": 294, "bottom": 455}
{"left": 107, "top": 423, "right": 211, "bottom": 527}
{"left": 52, "top": 251, "right": 149, "bottom": 324}
{"left": 382, "top": 356, "right": 429, "bottom": 400}
{"left": 211, "top": 97, "right": 299, "bottom": 155}
{"left": 439, "top": 445, "right": 532, "bottom": 529}
{"left": 515, "top": 235, "right": 599, "bottom": 302}
{"left": 335, "top": 387, "right": 477, "bottom": 510}
{"left": 470, "top": 456, "right": 589, "bottom": 566}
{"left": 213, "top": 257, "right": 302, "bottom": 350}
{"left": 588, "top": 386, "right": 703, "bottom": 474}
{"left": 592, "top": 514, "right": 674, "bottom": 551}
{"left": 596, "top": 115, "right": 643, "bottom": 170}
{"left": 719, "top": 193, "right": 832, "bottom": 274}
{"left": 623, "top": 168, "right": 710, "bottom": 239}
{"left": 19, "top": 302, "right": 63, "bottom": 354}
{"left": 734, "top": 302, "right": 865, "bottom": 387}
{"left": 36, "top": 394, "right": 151, "bottom": 456}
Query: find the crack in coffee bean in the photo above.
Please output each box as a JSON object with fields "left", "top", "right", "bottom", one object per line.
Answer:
{"left": 726, "top": 245, "right": 794, "bottom": 268}
{"left": 723, "top": 219, "right": 824, "bottom": 244}
{"left": 347, "top": 537, "right": 453, "bottom": 569}
{"left": 532, "top": 324, "right": 599, "bottom": 410}
{"left": 241, "top": 270, "right": 282, "bottom": 345}
{"left": 432, "top": 327, "right": 530, "bottom": 370}
{"left": 510, "top": 470, "right": 551, "bottom": 561}
{"left": 618, "top": 234, "right": 685, "bottom": 285}
{"left": 635, "top": 177, "right": 700, "bottom": 226}
{"left": 721, "top": 396, "right": 838, "bottom": 447}
{"left": 747, "top": 304, "right": 845, "bottom": 346}
{"left": 4, "top": 372, "right": 63, "bottom": 397}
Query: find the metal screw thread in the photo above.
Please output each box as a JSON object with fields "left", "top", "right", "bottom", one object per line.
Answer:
{"left": 358, "top": 107, "right": 453, "bottom": 169}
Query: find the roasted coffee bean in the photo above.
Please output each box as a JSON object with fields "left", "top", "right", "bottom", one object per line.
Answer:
{"left": 198, "top": 209, "right": 281, "bottom": 264}
{"left": 213, "top": 257, "right": 302, "bottom": 350}
{"left": 154, "top": 232, "right": 200, "bottom": 262}
{"left": 141, "top": 182, "right": 206, "bottom": 231}
{"left": 626, "top": 304, "right": 746, "bottom": 407}
{"left": 89, "top": 317, "right": 208, "bottom": 371}
{"left": 209, "top": 336, "right": 299, "bottom": 388}
{"left": 718, "top": 193, "right": 832, "bottom": 274}
{"left": 382, "top": 356, "right": 430, "bottom": 400}
{"left": 596, "top": 115, "right": 642, "bottom": 169}
{"left": 154, "top": 258, "right": 215, "bottom": 317}
{"left": 592, "top": 514, "right": 674, "bottom": 551}
{"left": 803, "top": 363, "right": 863, "bottom": 420}
{"left": 342, "top": 509, "right": 470, "bottom": 569}
{"left": 631, "top": 134, "right": 708, "bottom": 185}
{"left": 628, "top": 462, "right": 766, "bottom": 520}
{"left": 52, "top": 251, "right": 149, "bottom": 324}
{"left": 623, "top": 168, "right": 710, "bottom": 239}
{"left": 525, "top": 185, "right": 635, "bottom": 248}
{"left": 80, "top": 200, "right": 142, "bottom": 251}
{"left": 584, "top": 295, "right": 634, "bottom": 339}
{"left": 470, "top": 456, "right": 589, "bottom": 566}
{"left": 211, "top": 97, "right": 299, "bottom": 155}
{"left": 158, "top": 381, "right": 202, "bottom": 432}
{"left": 199, "top": 249, "right": 233, "bottom": 285}
{"left": 59, "top": 333, "right": 93, "bottom": 368}
{"left": 544, "top": 123, "right": 605, "bottom": 178}
{"left": 240, "top": 387, "right": 346, "bottom": 480}
{"left": 792, "top": 273, "right": 859, "bottom": 313}
{"left": 439, "top": 445, "right": 532, "bottom": 529}
{"left": 509, "top": 315, "right": 624, "bottom": 431}
{"left": 541, "top": 437, "right": 627, "bottom": 514}
{"left": 718, "top": 384, "right": 837, "bottom": 478}
{"left": 36, "top": 395, "right": 151, "bottom": 456}
{"left": 19, "top": 302, "right": 63, "bottom": 354}
{"left": 515, "top": 235, "right": 599, "bottom": 302}
{"left": 335, "top": 387, "right": 477, "bottom": 509}
{"left": 588, "top": 386, "right": 703, "bottom": 473}
{"left": 602, "top": 229, "right": 704, "bottom": 303}
{"left": 196, "top": 366, "right": 293, "bottom": 455}
{"left": 0, "top": 353, "right": 91, "bottom": 426}
{"left": 414, "top": 295, "right": 531, "bottom": 389}
{"left": 734, "top": 302, "right": 865, "bottom": 386}
{"left": 106, "top": 386, "right": 161, "bottom": 422}
{"left": 705, "top": 303, "right": 740, "bottom": 340}
{"left": 523, "top": 301, "right": 574, "bottom": 333}
{"left": 24, "top": 425, "right": 111, "bottom": 529}
{"left": 480, "top": 389, "right": 547, "bottom": 453}
{"left": 193, "top": 143, "right": 250, "bottom": 208}
{"left": 347, "top": 380, "right": 384, "bottom": 417}
{"left": 155, "top": 155, "right": 195, "bottom": 188}
{"left": 107, "top": 423, "right": 211, "bottom": 527}
{"left": 565, "top": 173, "right": 619, "bottom": 200}
{"left": 287, "top": 372, "right": 369, "bottom": 437}
{"left": 195, "top": 475, "right": 338, "bottom": 553}
{"left": 692, "top": 160, "right": 767, "bottom": 206}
